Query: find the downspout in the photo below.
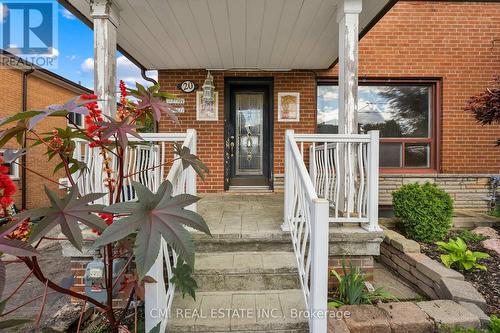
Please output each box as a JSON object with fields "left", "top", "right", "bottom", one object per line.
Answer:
{"left": 21, "top": 67, "right": 35, "bottom": 210}
{"left": 141, "top": 68, "right": 159, "bottom": 132}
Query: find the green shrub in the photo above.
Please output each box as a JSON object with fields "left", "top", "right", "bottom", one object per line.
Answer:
{"left": 436, "top": 237, "right": 490, "bottom": 271}
{"left": 392, "top": 182, "right": 453, "bottom": 242}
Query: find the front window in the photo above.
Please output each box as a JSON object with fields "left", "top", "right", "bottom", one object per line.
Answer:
{"left": 317, "top": 80, "right": 437, "bottom": 171}
{"left": 68, "top": 112, "right": 83, "bottom": 127}
{"left": 0, "top": 150, "right": 20, "bottom": 180}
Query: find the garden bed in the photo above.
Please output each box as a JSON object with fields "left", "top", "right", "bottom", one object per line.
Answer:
{"left": 418, "top": 227, "right": 500, "bottom": 316}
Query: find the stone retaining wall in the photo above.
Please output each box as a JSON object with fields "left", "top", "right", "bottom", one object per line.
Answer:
{"left": 379, "top": 228, "right": 488, "bottom": 312}
{"left": 274, "top": 174, "right": 493, "bottom": 209}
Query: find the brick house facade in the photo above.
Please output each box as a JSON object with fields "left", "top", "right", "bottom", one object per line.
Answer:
{"left": 0, "top": 57, "right": 91, "bottom": 209}
{"left": 157, "top": 1, "right": 500, "bottom": 209}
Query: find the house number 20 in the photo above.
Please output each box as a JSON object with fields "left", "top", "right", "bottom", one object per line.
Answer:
{"left": 178, "top": 80, "right": 197, "bottom": 93}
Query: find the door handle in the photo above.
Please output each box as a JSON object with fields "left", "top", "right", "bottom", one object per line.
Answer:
{"left": 230, "top": 136, "right": 235, "bottom": 157}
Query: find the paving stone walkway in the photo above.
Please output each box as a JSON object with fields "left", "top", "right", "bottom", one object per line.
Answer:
{"left": 169, "top": 193, "right": 309, "bottom": 332}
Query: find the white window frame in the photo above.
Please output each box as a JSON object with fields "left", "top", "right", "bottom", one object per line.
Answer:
{"left": 68, "top": 112, "right": 84, "bottom": 128}
{"left": 0, "top": 150, "right": 20, "bottom": 180}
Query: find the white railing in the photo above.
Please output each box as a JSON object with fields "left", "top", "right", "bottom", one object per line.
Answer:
{"left": 71, "top": 129, "right": 197, "bottom": 333}
{"left": 282, "top": 129, "right": 380, "bottom": 333}
{"left": 144, "top": 129, "right": 197, "bottom": 332}
{"left": 283, "top": 130, "right": 329, "bottom": 333}
{"left": 298, "top": 130, "right": 380, "bottom": 232}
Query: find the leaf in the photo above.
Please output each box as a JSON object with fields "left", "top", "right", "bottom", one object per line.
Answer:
{"left": 0, "top": 111, "right": 43, "bottom": 127}
{"left": 28, "top": 96, "right": 94, "bottom": 129}
{"left": 96, "top": 116, "right": 143, "bottom": 149}
{"left": 148, "top": 322, "right": 161, "bottom": 333}
{"left": 0, "top": 220, "right": 38, "bottom": 257}
{"left": 24, "top": 187, "right": 108, "bottom": 251}
{"left": 0, "top": 121, "right": 27, "bottom": 147}
{"left": 174, "top": 143, "right": 209, "bottom": 181}
{"left": 94, "top": 180, "right": 211, "bottom": 279}
{"left": 472, "top": 251, "right": 490, "bottom": 259}
{"left": 131, "top": 83, "right": 179, "bottom": 125}
{"left": 170, "top": 258, "right": 197, "bottom": 300}
{"left": 1, "top": 149, "right": 27, "bottom": 163}
{"left": 0, "top": 319, "right": 31, "bottom": 329}
{"left": 440, "top": 254, "right": 453, "bottom": 268}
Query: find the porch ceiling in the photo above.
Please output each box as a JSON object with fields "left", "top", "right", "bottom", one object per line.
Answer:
{"left": 64, "top": 0, "right": 391, "bottom": 70}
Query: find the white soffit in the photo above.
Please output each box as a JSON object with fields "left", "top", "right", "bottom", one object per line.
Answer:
{"left": 65, "top": 0, "right": 392, "bottom": 70}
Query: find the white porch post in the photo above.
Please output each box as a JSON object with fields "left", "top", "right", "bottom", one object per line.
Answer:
{"left": 91, "top": 0, "right": 119, "bottom": 116}
{"left": 337, "top": 0, "right": 361, "bottom": 135}
{"left": 281, "top": 129, "right": 294, "bottom": 232}
{"left": 337, "top": 0, "right": 361, "bottom": 215}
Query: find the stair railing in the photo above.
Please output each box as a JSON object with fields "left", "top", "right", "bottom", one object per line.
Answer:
{"left": 71, "top": 129, "right": 197, "bottom": 333}
{"left": 283, "top": 129, "right": 329, "bottom": 333}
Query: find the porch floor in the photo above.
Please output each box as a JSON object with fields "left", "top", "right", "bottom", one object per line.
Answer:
{"left": 197, "top": 193, "right": 285, "bottom": 238}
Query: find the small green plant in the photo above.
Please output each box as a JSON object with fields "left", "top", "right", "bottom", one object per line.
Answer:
{"left": 458, "top": 230, "right": 487, "bottom": 243}
{"left": 328, "top": 260, "right": 397, "bottom": 308}
{"left": 436, "top": 237, "right": 490, "bottom": 271}
{"left": 392, "top": 182, "right": 453, "bottom": 242}
{"left": 444, "top": 315, "right": 500, "bottom": 333}
{"left": 447, "top": 327, "right": 484, "bottom": 333}
{"left": 490, "top": 315, "right": 500, "bottom": 333}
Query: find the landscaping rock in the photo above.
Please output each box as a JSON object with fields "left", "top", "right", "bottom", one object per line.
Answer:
{"left": 390, "top": 238, "right": 421, "bottom": 253}
{"left": 405, "top": 252, "right": 429, "bottom": 267}
{"left": 43, "top": 303, "right": 91, "bottom": 332}
{"left": 481, "top": 238, "right": 500, "bottom": 256}
{"left": 416, "top": 300, "right": 480, "bottom": 330}
{"left": 472, "top": 227, "right": 499, "bottom": 239}
{"left": 377, "top": 302, "right": 434, "bottom": 333}
{"left": 340, "top": 304, "right": 391, "bottom": 333}
{"left": 415, "top": 258, "right": 464, "bottom": 282}
{"left": 328, "top": 317, "right": 351, "bottom": 333}
{"left": 458, "top": 301, "right": 491, "bottom": 329}
{"left": 383, "top": 228, "right": 406, "bottom": 245}
{"left": 439, "top": 278, "right": 487, "bottom": 310}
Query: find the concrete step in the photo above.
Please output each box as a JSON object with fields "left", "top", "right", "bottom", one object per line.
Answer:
{"left": 194, "top": 233, "right": 293, "bottom": 252}
{"left": 194, "top": 252, "right": 300, "bottom": 292}
{"left": 167, "top": 289, "right": 309, "bottom": 332}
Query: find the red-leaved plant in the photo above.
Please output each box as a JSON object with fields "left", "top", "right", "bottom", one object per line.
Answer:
{"left": 0, "top": 81, "right": 210, "bottom": 332}
{"left": 465, "top": 76, "right": 500, "bottom": 145}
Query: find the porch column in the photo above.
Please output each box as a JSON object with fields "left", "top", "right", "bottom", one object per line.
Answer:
{"left": 337, "top": 0, "right": 361, "bottom": 134}
{"left": 337, "top": 0, "right": 361, "bottom": 215}
{"left": 91, "top": 0, "right": 119, "bottom": 116}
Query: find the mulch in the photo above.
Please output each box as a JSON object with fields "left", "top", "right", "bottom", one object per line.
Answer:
{"left": 418, "top": 228, "right": 500, "bottom": 317}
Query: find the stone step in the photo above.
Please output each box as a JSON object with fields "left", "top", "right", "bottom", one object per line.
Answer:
{"left": 194, "top": 252, "right": 300, "bottom": 292}
{"left": 194, "top": 233, "right": 293, "bottom": 252}
{"left": 167, "top": 289, "right": 309, "bottom": 332}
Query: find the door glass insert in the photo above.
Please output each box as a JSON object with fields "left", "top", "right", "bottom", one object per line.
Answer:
{"left": 235, "top": 93, "right": 264, "bottom": 176}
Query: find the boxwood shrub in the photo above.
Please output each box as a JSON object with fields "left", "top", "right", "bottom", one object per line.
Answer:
{"left": 392, "top": 182, "right": 453, "bottom": 242}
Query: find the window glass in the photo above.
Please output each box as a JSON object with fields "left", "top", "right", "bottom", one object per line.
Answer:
{"left": 68, "top": 112, "right": 83, "bottom": 127}
{"left": 404, "top": 143, "right": 430, "bottom": 168}
{"left": 317, "top": 83, "right": 434, "bottom": 170}
{"left": 380, "top": 143, "right": 402, "bottom": 168}
{"left": 317, "top": 85, "right": 431, "bottom": 137}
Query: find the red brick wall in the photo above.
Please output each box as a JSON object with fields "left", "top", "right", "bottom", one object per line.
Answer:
{"left": 158, "top": 1, "right": 500, "bottom": 192}
{"left": 319, "top": 0, "right": 500, "bottom": 173}
{"left": 0, "top": 67, "right": 84, "bottom": 208}
{"left": 158, "top": 71, "right": 317, "bottom": 192}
